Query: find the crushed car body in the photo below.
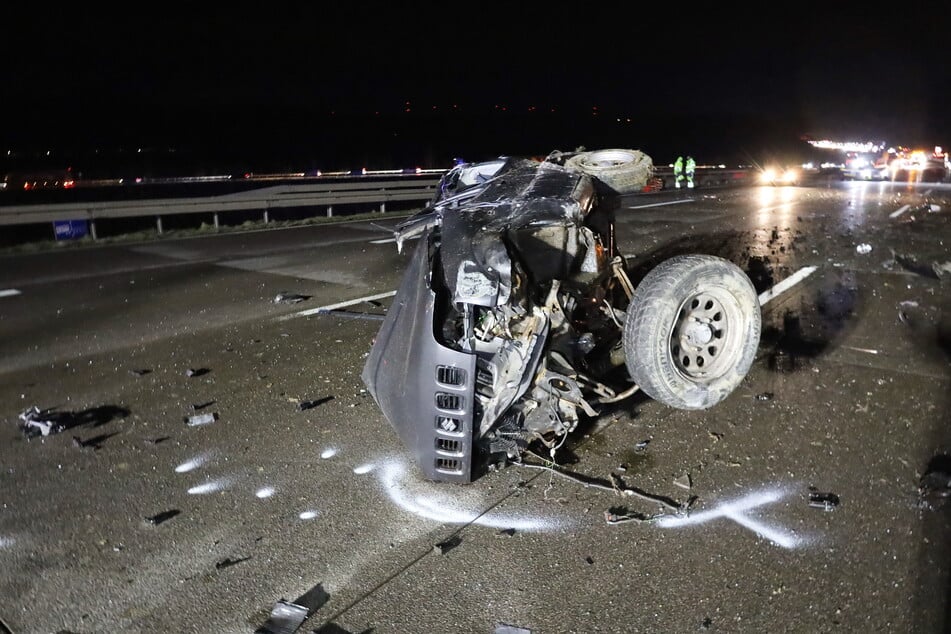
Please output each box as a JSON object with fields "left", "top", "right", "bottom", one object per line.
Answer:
{"left": 362, "top": 149, "right": 761, "bottom": 483}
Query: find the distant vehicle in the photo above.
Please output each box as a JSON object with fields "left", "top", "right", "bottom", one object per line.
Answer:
{"left": 3, "top": 168, "right": 77, "bottom": 191}
{"left": 758, "top": 165, "right": 800, "bottom": 186}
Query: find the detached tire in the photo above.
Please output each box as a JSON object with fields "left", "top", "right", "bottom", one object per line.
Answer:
{"left": 623, "top": 255, "right": 761, "bottom": 410}
{"left": 565, "top": 149, "right": 653, "bottom": 194}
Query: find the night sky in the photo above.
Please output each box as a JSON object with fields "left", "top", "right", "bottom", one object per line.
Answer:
{"left": 3, "top": 5, "right": 950, "bottom": 175}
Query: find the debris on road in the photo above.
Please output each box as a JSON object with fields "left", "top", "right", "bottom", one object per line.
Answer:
{"left": 856, "top": 243, "right": 872, "bottom": 254}
{"left": 495, "top": 624, "right": 532, "bottom": 634}
{"left": 433, "top": 535, "right": 462, "bottom": 555}
{"left": 129, "top": 368, "right": 152, "bottom": 376}
{"left": 673, "top": 473, "right": 692, "bottom": 490}
{"left": 634, "top": 439, "right": 651, "bottom": 451}
{"left": 255, "top": 599, "right": 310, "bottom": 634}
{"left": 192, "top": 400, "right": 216, "bottom": 411}
{"left": 808, "top": 488, "right": 840, "bottom": 511}
{"left": 298, "top": 397, "right": 333, "bottom": 411}
{"left": 274, "top": 292, "right": 311, "bottom": 304}
{"left": 496, "top": 528, "right": 516, "bottom": 537}
{"left": 755, "top": 392, "right": 774, "bottom": 401}
{"left": 184, "top": 412, "right": 218, "bottom": 427}
{"left": 933, "top": 261, "right": 951, "bottom": 278}
{"left": 144, "top": 509, "right": 181, "bottom": 526}
{"left": 185, "top": 368, "right": 210, "bottom": 378}
{"left": 918, "top": 454, "right": 951, "bottom": 510}
{"left": 18, "top": 406, "right": 64, "bottom": 438}
{"left": 215, "top": 555, "right": 251, "bottom": 570}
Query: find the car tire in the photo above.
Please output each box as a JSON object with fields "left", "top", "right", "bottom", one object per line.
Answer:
{"left": 565, "top": 149, "right": 654, "bottom": 194}
{"left": 622, "top": 254, "right": 761, "bottom": 410}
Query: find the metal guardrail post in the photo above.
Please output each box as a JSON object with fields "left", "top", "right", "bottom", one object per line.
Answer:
{"left": 90, "top": 220, "right": 98, "bottom": 241}
{"left": 213, "top": 213, "right": 219, "bottom": 229}
{"left": 381, "top": 202, "right": 386, "bottom": 214}
{"left": 156, "top": 216, "right": 163, "bottom": 234}
{"left": 327, "top": 206, "right": 333, "bottom": 218}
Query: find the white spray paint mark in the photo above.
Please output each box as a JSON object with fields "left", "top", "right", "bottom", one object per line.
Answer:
{"left": 174, "top": 452, "right": 213, "bottom": 473}
{"left": 843, "top": 346, "right": 879, "bottom": 355}
{"left": 255, "top": 486, "right": 276, "bottom": 499}
{"left": 187, "top": 479, "right": 231, "bottom": 495}
{"left": 299, "top": 510, "right": 319, "bottom": 520}
{"left": 279, "top": 290, "right": 397, "bottom": 320}
{"left": 353, "top": 463, "right": 375, "bottom": 475}
{"left": 626, "top": 198, "right": 694, "bottom": 210}
{"left": 889, "top": 204, "right": 911, "bottom": 219}
{"left": 321, "top": 447, "right": 338, "bottom": 459}
{"left": 758, "top": 266, "right": 818, "bottom": 307}
{"left": 0, "top": 289, "right": 21, "bottom": 299}
{"left": 379, "top": 459, "right": 566, "bottom": 532}
{"left": 657, "top": 489, "right": 802, "bottom": 549}
{"left": 0, "top": 537, "right": 14, "bottom": 549}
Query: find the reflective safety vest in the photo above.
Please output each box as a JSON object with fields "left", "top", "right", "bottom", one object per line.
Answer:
{"left": 674, "top": 157, "right": 684, "bottom": 173}
{"left": 685, "top": 157, "right": 696, "bottom": 173}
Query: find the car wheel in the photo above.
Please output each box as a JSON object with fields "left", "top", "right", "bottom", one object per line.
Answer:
{"left": 565, "top": 148, "right": 653, "bottom": 194}
{"left": 622, "top": 254, "right": 761, "bottom": 410}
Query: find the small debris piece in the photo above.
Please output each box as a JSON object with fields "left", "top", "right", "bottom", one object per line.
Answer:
{"left": 701, "top": 617, "right": 713, "bottom": 630}
{"left": 298, "top": 396, "right": 333, "bottom": 411}
{"left": 185, "top": 368, "right": 210, "bottom": 378}
{"left": 144, "top": 436, "right": 171, "bottom": 445}
{"left": 933, "top": 261, "right": 951, "bottom": 278}
{"left": 808, "top": 489, "right": 840, "bottom": 511}
{"left": 184, "top": 412, "right": 218, "bottom": 427}
{"left": 755, "top": 392, "right": 774, "bottom": 401}
{"left": 918, "top": 455, "right": 951, "bottom": 510}
{"left": 192, "top": 401, "right": 216, "bottom": 411}
{"left": 215, "top": 556, "right": 251, "bottom": 570}
{"left": 433, "top": 535, "right": 461, "bottom": 555}
{"left": 496, "top": 528, "right": 516, "bottom": 537}
{"left": 495, "top": 625, "right": 532, "bottom": 634}
{"left": 856, "top": 243, "right": 872, "bottom": 254}
{"left": 634, "top": 439, "right": 651, "bottom": 451}
{"left": 129, "top": 368, "right": 152, "bottom": 376}
{"left": 144, "top": 509, "right": 181, "bottom": 526}
{"left": 255, "top": 599, "right": 309, "bottom": 634}
{"left": 584, "top": 556, "right": 594, "bottom": 565}
{"left": 673, "top": 473, "right": 692, "bottom": 490}
{"left": 18, "top": 406, "right": 64, "bottom": 438}
{"left": 274, "top": 292, "right": 310, "bottom": 304}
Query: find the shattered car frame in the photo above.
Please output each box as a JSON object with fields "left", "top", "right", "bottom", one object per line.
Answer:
{"left": 362, "top": 150, "right": 761, "bottom": 483}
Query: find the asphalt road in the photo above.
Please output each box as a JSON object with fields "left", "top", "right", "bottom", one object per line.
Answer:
{"left": 1, "top": 178, "right": 950, "bottom": 634}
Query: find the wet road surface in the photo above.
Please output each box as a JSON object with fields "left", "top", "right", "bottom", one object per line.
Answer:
{"left": 0, "top": 178, "right": 949, "bottom": 633}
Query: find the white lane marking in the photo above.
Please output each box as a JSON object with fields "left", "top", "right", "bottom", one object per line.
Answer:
{"left": 280, "top": 290, "right": 397, "bottom": 320}
{"left": 657, "top": 488, "right": 802, "bottom": 549}
{"left": 369, "top": 237, "right": 396, "bottom": 244}
{"left": 0, "top": 289, "right": 22, "bottom": 298}
{"left": 889, "top": 204, "right": 911, "bottom": 219}
{"left": 758, "top": 266, "right": 818, "bottom": 306}
{"left": 379, "top": 459, "right": 566, "bottom": 532}
{"left": 626, "top": 198, "right": 694, "bottom": 210}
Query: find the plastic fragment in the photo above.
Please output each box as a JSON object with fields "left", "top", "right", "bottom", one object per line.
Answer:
{"left": 184, "top": 412, "right": 218, "bottom": 427}
{"left": 808, "top": 490, "right": 840, "bottom": 511}
{"left": 144, "top": 509, "right": 181, "bottom": 526}
{"left": 255, "top": 599, "right": 309, "bottom": 634}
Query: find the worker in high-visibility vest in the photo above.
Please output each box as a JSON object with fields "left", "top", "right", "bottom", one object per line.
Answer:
{"left": 673, "top": 156, "right": 684, "bottom": 189}
{"left": 685, "top": 156, "right": 697, "bottom": 188}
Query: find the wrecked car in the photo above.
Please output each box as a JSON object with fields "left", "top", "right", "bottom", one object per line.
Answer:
{"left": 362, "top": 149, "right": 761, "bottom": 483}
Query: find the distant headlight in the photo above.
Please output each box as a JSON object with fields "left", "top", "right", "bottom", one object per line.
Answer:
{"left": 760, "top": 168, "right": 777, "bottom": 183}
{"left": 780, "top": 168, "right": 798, "bottom": 183}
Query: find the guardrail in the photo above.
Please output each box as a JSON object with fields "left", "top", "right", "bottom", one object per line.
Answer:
{"left": 0, "top": 178, "right": 443, "bottom": 239}
{"left": 0, "top": 168, "right": 756, "bottom": 242}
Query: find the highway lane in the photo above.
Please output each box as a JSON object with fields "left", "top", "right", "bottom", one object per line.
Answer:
{"left": 0, "top": 180, "right": 949, "bottom": 633}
